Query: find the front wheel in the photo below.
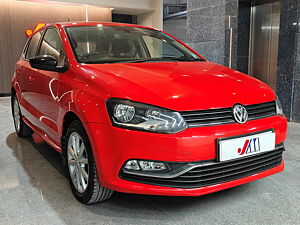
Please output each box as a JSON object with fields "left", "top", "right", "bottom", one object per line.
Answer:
{"left": 63, "top": 120, "right": 113, "bottom": 204}
{"left": 11, "top": 94, "right": 33, "bottom": 137}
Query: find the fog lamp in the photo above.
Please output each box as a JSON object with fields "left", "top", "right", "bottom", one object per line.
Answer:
{"left": 123, "top": 160, "right": 167, "bottom": 172}
{"left": 124, "top": 160, "right": 140, "bottom": 170}
{"left": 139, "top": 161, "right": 166, "bottom": 171}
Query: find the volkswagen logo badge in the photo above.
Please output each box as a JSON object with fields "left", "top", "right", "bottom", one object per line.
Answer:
{"left": 232, "top": 104, "right": 248, "bottom": 124}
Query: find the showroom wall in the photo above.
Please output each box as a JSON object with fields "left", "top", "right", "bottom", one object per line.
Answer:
{"left": 0, "top": 0, "right": 111, "bottom": 94}
{"left": 164, "top": 18, "right": 187, "bottom": 42}
{"left": 277, "top": 0, "right": 300, "bottom": 122}
{"left": 186, "top": 0, "right": 238, "bottom": 69}
{"left": 163, "top": 0, "right": 187, "bottom": 42}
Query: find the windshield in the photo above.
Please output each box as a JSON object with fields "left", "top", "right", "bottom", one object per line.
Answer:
{"left": 65, "top": 25, "right": 204, "bottom": 64}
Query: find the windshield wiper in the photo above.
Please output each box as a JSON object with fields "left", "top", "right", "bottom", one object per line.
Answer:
{"left": 81, "top": 59, "right": 151, "bottom": 64}
{"left": 185, "top": 58, "right": 205, "bottom": 62}
{"left": 120, "top": 58, "right": 155, "bottom": 63}
{"left": 160, "top": 57, "right": 205, "bottom": 62}
{"left": 82, "top": 57, "right": 205, "bottom": 64}
{"left": 125, "top": 57, "right": 206, "bottom": 63}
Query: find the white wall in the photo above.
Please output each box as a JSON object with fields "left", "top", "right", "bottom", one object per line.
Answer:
{"left": 30, "top": 0, "right": 163, "bottom": 29}
{"left": 138, "top": 0, "right": 163, "bottom": 29}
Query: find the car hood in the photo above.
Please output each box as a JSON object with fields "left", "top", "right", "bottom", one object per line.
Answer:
{"left": 82, "top": 61, "right": 275, "bottom": 111}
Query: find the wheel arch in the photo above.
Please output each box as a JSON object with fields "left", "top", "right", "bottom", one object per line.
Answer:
{"left": 61, "top": 111, "right": 82, "bottom": 166}
{"left": 61, "top": 111, "right": 81, "bottom": 141}
{"left": 60, "top": 110, "right": 103, "bottom": 183}
{"left": 11, "top": 81, "right": 22, "bottom": 102}
{"left": 60, "top": 110, "right": 96, "bottom": 158}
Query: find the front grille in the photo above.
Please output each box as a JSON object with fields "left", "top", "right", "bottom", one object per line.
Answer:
{"left": 180, "top": 101, "right": 277, "bottom": 127}
{"left": 120, "top": 145, "right": 284, "bottom": 188}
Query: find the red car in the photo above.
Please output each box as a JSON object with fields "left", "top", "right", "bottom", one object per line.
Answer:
{"left": 11, "top": 22, "right": 287, "bottom": 204}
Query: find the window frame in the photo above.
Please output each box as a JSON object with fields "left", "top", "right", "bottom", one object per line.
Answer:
{"left": 37, "top": 27, "right": 66, "bottom": 62}
{"left": 23, "top": 30, "right": 44, "bottom": 61}
{"left": 22, "top": 38, "right": 31, "bottom": 60}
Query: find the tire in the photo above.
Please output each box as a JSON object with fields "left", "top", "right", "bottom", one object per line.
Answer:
{"left": 11, "top": 94, "right": 33, "bottom": 138}
{"left": 62, "top": 120, "right": 113, "bottom": 204}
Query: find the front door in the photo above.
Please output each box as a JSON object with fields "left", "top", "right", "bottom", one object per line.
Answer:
{"left": 30, "top": 28, "right": 66, "bottom": 145}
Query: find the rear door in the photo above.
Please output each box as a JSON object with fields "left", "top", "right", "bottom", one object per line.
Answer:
{"left": 29, "top": 27, "right": 66, "bottom": 144}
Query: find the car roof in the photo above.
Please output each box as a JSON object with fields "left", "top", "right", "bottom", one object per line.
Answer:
{"left": 28, "top": 21, "right": 161, "bottom": 41}
{"left": 50, "top": 21, "right": 158, "bottom": 31}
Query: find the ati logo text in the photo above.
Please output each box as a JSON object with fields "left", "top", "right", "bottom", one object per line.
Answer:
{"left": 238, "top": 138, "right": 260, "bottom": 155}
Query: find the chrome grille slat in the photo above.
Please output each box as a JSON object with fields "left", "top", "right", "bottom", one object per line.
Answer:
{"left": 179, "top": 153, "right": 280, "bottom": 178}
{"left": 246, "top": 101, "right": 275, "bottom": 110}
{"left": 180, "top": 108, "right": 232, "bottom": 117}
{"left": 170, "top": 159, "right": 278, "bottom": 183}
{"left": 184, "top": 114, "right": 233, "bottom": 122}
{"left": 247, "top": 106, "right": 275, "bottom": 115}
{"left": 180, "top": 101, "right": 276, "bottom": 127}
{"left": 188, "top": 149, "right": 281, "bottom": 174}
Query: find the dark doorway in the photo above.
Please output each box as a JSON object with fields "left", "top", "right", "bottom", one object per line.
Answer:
{"left": 112, "top": 14, "right": 137, "bottom": 24}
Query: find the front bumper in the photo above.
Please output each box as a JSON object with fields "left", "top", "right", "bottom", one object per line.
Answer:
{"left": 109, "top": 161, "right": 284, "bottom": 196}
{"left": 84, "top": 115, "right": 287, "bottom": 196}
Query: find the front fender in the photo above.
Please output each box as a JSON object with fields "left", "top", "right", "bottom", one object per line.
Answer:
{"left": 57, "top": 86, "right": 113, "bottom": 138}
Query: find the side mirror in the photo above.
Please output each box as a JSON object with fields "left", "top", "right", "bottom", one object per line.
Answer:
{"left": 29, "top": 55, "right": 67, "bottom": 73}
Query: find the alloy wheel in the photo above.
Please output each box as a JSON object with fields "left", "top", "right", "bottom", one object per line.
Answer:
{"left": 67, "top": 132, "right": 89, "bottom": 193}
{"left": 13, "top": 97, "right": 21, "bottom": 132}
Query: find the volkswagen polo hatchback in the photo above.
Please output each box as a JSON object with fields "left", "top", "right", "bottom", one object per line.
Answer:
{"left": 11, "top": 22, "right": 287, "bottom": 204}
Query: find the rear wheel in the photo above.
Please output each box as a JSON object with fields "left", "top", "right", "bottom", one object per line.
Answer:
{"left": 11, "top": 94, "right": 33, "bottom": 137}
{"left": 63, "top": 120, "right": 113, "bottom": 204}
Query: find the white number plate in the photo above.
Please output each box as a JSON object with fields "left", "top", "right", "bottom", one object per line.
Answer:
{"left": 218, "top": 130, "right": 276, "bottom": 161}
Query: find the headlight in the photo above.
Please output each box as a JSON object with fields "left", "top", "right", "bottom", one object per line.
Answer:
{"left": 106, "top": 98, "right": 187, "bottom": 133}
{"left": 113, "top": 104, "right": 135, "bottom": 122}
{"left": 276, "top": 96, "right": 284, "bottom": 115}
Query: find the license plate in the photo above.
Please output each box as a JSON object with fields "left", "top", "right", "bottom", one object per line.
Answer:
{"left": 218, "top": 130, "right": 276, "bottom": 161}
